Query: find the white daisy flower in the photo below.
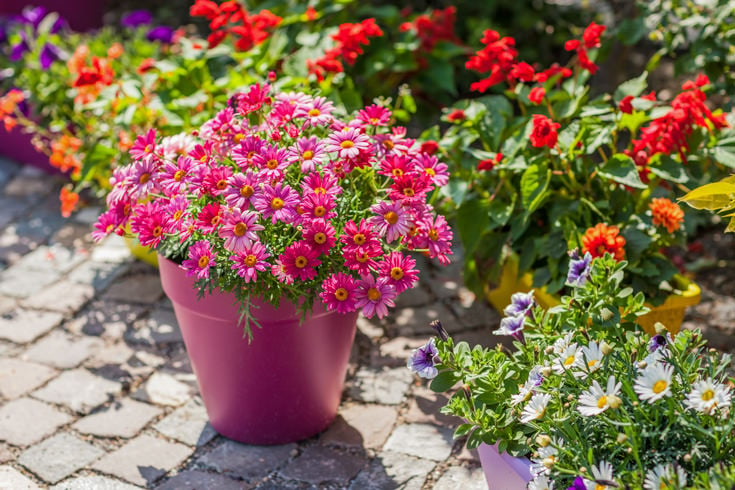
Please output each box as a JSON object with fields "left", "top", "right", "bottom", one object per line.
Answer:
{"left": 634, "top": 362, "right": 674, "bottom": 403}
{"left": 530, "top": 443, "right": 560, "bottom": 477}
{"left": 585, "top": 461, "right": 616, "bottom": 490}
{"left": 685, "top": 378, "right": 732, "bottom": 413}
{"left": 159, "top": 133, "right": 196, "bottom": 160}
{"left": 511, "top": 367, "right": 544, "bottom": 406}
{"left": 578, "top": 375, "right": 622, "bottom": 417}
{"left": 521, "top": 393, "right": 551, "bottom": 424}
{"left": 552, "top": 332, "right": 574, "bottom": 354}
{"left": 640, "top": 348, "right": 668, "bottom": 370}
{"left": 643, "top": 463, "right": 687, "bottom": 490}
{"left": 552, "top": 343, "right": 582, "bottom": 375}
{"left": 528, "top": 474, "right": 554, "bottom": 490}
{"left": 579, "top": 341, "right": 604, "bottom": 377}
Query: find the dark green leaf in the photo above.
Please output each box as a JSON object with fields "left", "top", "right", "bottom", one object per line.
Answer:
{"left": 429, "top": 371, "right": 459, "bottom": 392}
{"left": 598, "top": 154, "right": 647, "bottom": 189}
{"left": 520, "top": 164, "right": 551, "bottom": 215}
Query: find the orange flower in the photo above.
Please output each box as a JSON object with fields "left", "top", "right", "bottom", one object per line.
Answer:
{"left": 582, "top": 223, "right": 626, "bottom": 261}
{"left": 118, "top": 130, "right": 133, "bottom": 151}
{"left": 649, "top": 197, "right": 684, "bottom": 233}
{"left": 49, "top": 135, "right": 82, "bottom": 175}
{"left": 0, "top": 89, "right": 25, "bottom": 130}
{"left": 59, "top": 187, "right": 79, "bottom": 218}
{"left": 107, "top": 43, "right": 124, "bottom": 59}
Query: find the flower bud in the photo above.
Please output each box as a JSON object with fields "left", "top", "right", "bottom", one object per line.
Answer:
{"left": 535, "top": 435, "right": 551, "bottom": 447}
{"left": 542, "top": 457, "right": 556, "bottom": 469}
{"left": 683, "top": 454, "right": 692, "bottom": 462}
{"left": 544, "top": 346, "right": 554, "bottom": 354}
{"left": 600, "top": 341, "right": 612, "bottom": 355}
{"left": 430, "top": 320, "right": 449, "bottom": 342}
{"left": 579, "top": 467, "right": 587, "bottom": 474}
{"left": 616, "top": 433, "right": 627, "bottom": 444}
{"left": 637, "top": 361, "right": 647, "bottom": 369}
{"left": 608, "top": 395, "right": 622, "bottom": 409}
{"left": 540, "top": 366, "right": 552, "bottom": 377}
{"left": 627, "top": 447, "right": 633, "bottom": 453}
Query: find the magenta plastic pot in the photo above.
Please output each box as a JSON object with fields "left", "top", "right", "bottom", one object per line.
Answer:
{"left": 477, "top": 443, "right": 532, "bottom": 489}
{"left": 158, "top": 256, "right": 358, "bottom": 445}
{"left": 0, "top": 126, "right": 59, "bottom": 175}
{"left": 0, "top": 0, "right": 103, "bottom": 31}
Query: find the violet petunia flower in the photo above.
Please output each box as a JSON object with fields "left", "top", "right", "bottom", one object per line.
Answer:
{"left": 503, "top": 290, "right": 535, "bottom": 318}
{"left": 648, "top": 334, "right": 668, "bottom": 353}
{"left": 20, "top": 6, "right": 47, "bottom": 29}
{"left": 10, "top": 32, "right": 29, "bottom": 61}
{"left": 566, "top": 250, "right": 593, "bottom": 287}
{"left": 493, "top": 315, "right": 526, "bottom": 342}
{"left": 567, "top": 476, "right": 587, "bottom": 490}
{"left": 407, "top": 338, "right": 439, "bottom": 379}
{"left": 39, "top": 42, "right": 61, "bottom": 70}
{"left": 147, "top": 26, "right": 174, "bottom": 43}
{"left": 121, "top": 10, "right": 153, "bottom": 28}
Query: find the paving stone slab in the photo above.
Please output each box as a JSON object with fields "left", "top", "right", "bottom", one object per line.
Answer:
{"left": 347, "top": 366, "right": 413, "bottom": 405}
{"left": 0, "top": 308, "right": 63, "bottom": 343}
{"left": 153, "top": 398, "right": 216, "bottom": 446}
{"left": 391, "top": 303, "right": 457, "bottom": 336}
{"left": 68, "top": 261, "right": 129, "bottom": 292}
{"left": 0, "top": 443, "right": 13, "bottom": 464}
{"left": 383, "top": 423, "right": 454, "bottom": 462}
{"left": 126, "top": 308, "right": 183, "bottom": 346}
{"left": 92, "top": 434, "right": 193, "bottom": 487}
{"left": 0, "top": 398, "right": 72, "bottom": 446}
{"left": 433, "top": 465, "right": 487, "bottom": 489}
{"left": 102, "top": 274, "right": 163, "bottom": 305}
{"left": 22, "top": 331, "right": 103, "bottom": 369}
{"left": 69, "top": 206, "right": 102, "bottom": 226}
{"left": 395, "top": 285, "right": 431, "bottom": 308}
{"left": 403, "top": 386, "right": 457, "bottom": 428}
{"left": 0, "top": 196, "right": 34, "bottom": 230}
{"left": 85, "top": 343, "right": 135, "bottom": 369}
{"left": 51, "top": 475, "right": 143, "bottom": 490}
{"left": 348, "top": 451, "right": 434, "bottom": 490}
{"left": 89, "top": 235, "right": 133, "bottom": 264}
{"left": 73, "top": 398, "right": 162, "bottom": 439}
{"left": 48, "top": 222, "right": 97, "bottom": 249}
{"left": 131, "top": 372, "right": 192, "bottom": 407}
{"left": 320, "top": 404, "right": 397, "bottom": 450}
{"left": 32, "top": 369, "right": 122, "bottom": 414}
{"left": 155, "top": 470, "right": 248, "bottom": 490}
{"left": 66, "top": 301, "right": 146, "bottom": 340}
{"left": 0, "top": 298, "right": 15, "bottom": 316}
{"left": 17, "top": 245, "right": 87, "bottom": 275}
{"left": 278, "top": 445, "right": 365, "bottom": 486}
{"left": 0, "top": 358, "right": 57, "bottom": 399}
{"left": 21, "top": 281, "right": 95, "bottom": 314}
{"left": 197, "top": 440, "right": 296, "bottom": 481}
{"left": 0, "top": 464, "right": 41, "bottom": 489}
{"left": 375, "top": 337, "right": 427, "bottom": 367}
{"left": 0, "top": 227, "right": 39, "bottom": 265}
{"left": 18, "top": 433, "right": 104, "bottom": 484}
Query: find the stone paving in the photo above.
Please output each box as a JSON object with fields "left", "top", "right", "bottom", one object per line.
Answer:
{"left": 0, "top": 158, "right": 499, "bottom": 489}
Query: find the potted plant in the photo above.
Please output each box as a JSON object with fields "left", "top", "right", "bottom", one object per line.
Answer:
{"left": 92, "top": 81, "right": 453, "bottom": 444}
{"left": 409, "top": 252, "right": 735, "bottom": 489}
{"left": 430, "top": 21, "right": 735, "bottom": 334}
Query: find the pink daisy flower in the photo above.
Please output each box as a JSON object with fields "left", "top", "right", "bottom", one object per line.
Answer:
{"left": 200, "top": 164, "right": 233, "bottom": 197}
{"left": 295, "top": 96, "right": 335, "bottom": 126}
{"left": 252, "top": 183, "right": 300, "bottom": 224}
{"left": 301, "top": 193, "right": 337, "bottom": 221}
{"left": 130, "top": 202, "right": 169, "bottom": 248}
{"left": 290, "top": 136, "right": 326, "bottom": 173}
{"left": 252, "top": 144, "right": 291, "bottom": 181}
{"left": 224, "top": 171, "right": 259, "bottom": 211}
{"left": 372, "top": 126, "right": 413, "bottom": 158}
{"left": 232, "top": 135, "right": 266, "bottom": 170}
{"left": 320, "top": 272, "right": 358, "bottom": 314}
{"left": 344, "top": 243, "right": 383, "bottom": 276}
{"left": 92, "top": 209, "right": 124, "bottom": 242}
{"left": 302, "top": 219, "right": 337, "bottom": 255}
{"left": 182, "top": 240, "right": 216, "bottom": 280}
{"left": 422, "top": 215, "right": 453, "bottom": 265}
{"left": 301, "top": 172, "right": 342, "bottom": 198}
{"left": 413, "top": 154, "right": 449, "bottom": 186}
{"left": 219, "top": 209, "right": 264, "bottom": 253}
{"left": 389, "top": 174, "right": 433, "bottom": 204}
{"left": 356, "top": 104, "right": 392, "bottom": 127}
{"left": 160, "top": 156, "right": 199, "bottom": 197}
{"left": 378, "top": 252, "right": 419, "bottom": 293}
{"left": 166, "top": 195, "right": 191, "bottom": 232}
{"left": 129, "top": 128, "right": 157, "bottom": 161}
{"left": 234, "top": 82, "right": 271, "bottom": 115}
{"left": 369, "top": 201, "right": 411, "bottom": 242}
{"left": 378, "top": 154, "right": 414, "bottom": 179}
{"left": 230, "top": 241, "right": 270, "bottom": 283}
{"left": 279, "top": 241, "right": 321, "bottom": 281}
{"left": 188, "top": 141, "right": 215, "bottom": 165}
{"left": 326, "top": 127, "right": 370, "bottom": 160}
{"left": 267, "top": 100, "right": 298, "bottom": 127}
{"left": 271, "top": 259, "right": 294, "bottom": 285}
{"left": 199, "top": 107, "right": 236, "bottom": 140}
{"left": 127, "top": 156, "right": 160, "bottom": 200}
{"left": 340, "top": 218, "right": 380, "bottom": 254}
{"left": 195, "top": 202, "right": 223, "bottom": 234}
{"left": 354, "top": 275, "right": 397, "bottom": 319}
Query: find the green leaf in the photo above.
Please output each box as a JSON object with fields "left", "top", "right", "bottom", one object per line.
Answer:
{"left": 615, "top": 72, "right": 649, "bottom": 101}
{"left": 616, "top": 18, "right": 647, "bottom": 46}
{"left": 488, "top": 195, "right": 516, "bottom": 228}
{"left": 457, "top": 199, "right": 490, "bottom": 256}
{"left": 429, "top": 371, "right": 460, "bottom": 392}
{"left": 598, "top": 154, "right": 647, "bottom": 189}
{"left": 680, "top": 179, "right": 735, "bottom": 210}
{"left": 520, "top": 164, "right": 551, "bottom": 215}
{"left": 648, "top": 155, "right": 690, "bottom": 184}
{"left": 713, "top": 146, "right": 735, "bottom": 169}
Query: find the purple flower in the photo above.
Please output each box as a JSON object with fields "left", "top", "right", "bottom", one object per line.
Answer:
{"left": 528, "top": 367, "right": 543, "bottom": 387}
{"left": 10, "top": 32, "right": 29, "bottom": 61}
{"left": 648, "top": 334, "right": 667, "bottom": 353}
{"left": 493, "top": 315, "right": 526, "bottom": 341}
{"left": 146, "top": 26, "right": 174, "bottom": 43}
{"left": 567, "top": 250, "right": 593, "bottom": 287}
{"left": 20, "top": 6, "right": 47, "bottom": 29}
{"left": 503, "top": 291, "right": 535, "bottom": 317}
{"left": 567, "top": 476, "right": 587, "bottom": 490}
{"left": 430, "top": 320, "right": 449, "bottom": 342}
{"left": 39, "top": 42, "right": 61, "bottom": 70}
{"left": 121, "top": 10, "right": 153, "bottom": 28}
{"left": 407, "top": 338, "right": 439, "bottom": 379}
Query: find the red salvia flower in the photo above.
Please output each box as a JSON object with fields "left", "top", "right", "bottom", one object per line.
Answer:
{"left": 529, "top": 115, "right": 560, "bottom": 148}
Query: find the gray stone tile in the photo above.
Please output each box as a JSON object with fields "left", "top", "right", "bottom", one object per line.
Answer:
{"left": 153, "top": 398, "right": 216, "bottom": 446}
{"left": 68, "top": 261, "right": 129, "bottom": 292}
{"left": 131, "top": 372, "right": 193, "bottom": 407}
{"left": 0, "top": 358, "right": 57, "bottom": 399}
{"left": 320, "top": 404, "right": 397, "bottom": 450}
{"left": 383, "top": 423, "right": 454, "bottom": 462}
{"left": 0, "top": 398, "right": 72, "bottom": 446}
{"left": 197, "top": 440, "right": 296, "bottom": 481}
{"left": 433, "top": 465, "right": 487, "bottom": 489}
{"left": 391, "top": 303, "right": 457, "bottom": 336}
{"left": 66, "top": 301, "right": 146, "bottom": 340}
{"left": 32, "top": 369, "right": 122, "bottom": 414}
{"left": 90, "top": 235, "right": 134, "bottom": 264}
{"left": 22, "top": 331, "right": 102, "bottom": 369}
{"left": 102, "top": 274, "right": 163, "bottom": 305}
{"left": 126, "top": 308, "right": 183, "bottom": 346}
{"left": 73, "top": 398, "right": 162, "bottom": 439}
{"left": 278, "top": 445, "right": 365, "bottom": 486}
{"left": 70, "top": 206, "right": 102, "bottom": 226}
{"left": 50, "top": 474, "right": 142, "bottom": 489}
{"left": 17, "top": 245, "right": 87, "bottom": 275}
{"left": 395, "top": 286, "right": 431, "bottom": 308}
{"left": 21, "top": 281, "right": 95, "bottom": 314}
{"left": 155, "top": 470, "right": 246, "bottom": 490}
{"left": 92, "top": 434, "right": 193, "bottom": 487}
{"left": 0, "top": 464, "right": 41, "bottom": 489}
{"left": 18, "top": 433, "right": 104, "bottom": 484}
{"left": 3, "top": 167, "right": 51, "bottom": 198}
{"left": 404, "top": 386, "right": 457, "bottom": 428}
{"left": 348, "top": 451, "right": 434, "bottom": 490}
{"left": 0, "top": 309, "right": 63, "bottom": 343}
{"left": 0, "top": 266, "right": 61, "bottom": 298}
{"left": 347, "top": 367, "right": 413, "bottom": 405}
{"left": 48, "top": 222, "right": 96, "bottom": 249}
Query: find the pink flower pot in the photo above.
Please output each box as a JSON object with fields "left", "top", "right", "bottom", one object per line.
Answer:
{"left": 0, "top": 126, "right": 59, "bottom": 175}
{"left": 158, "top": 256, "right": 358, "bottom": 445}
{"left": 477, "top": 443, "right": 532, "bottom": 489}
{"left": 0, "top": 0, "right": 103, "bottom": 31}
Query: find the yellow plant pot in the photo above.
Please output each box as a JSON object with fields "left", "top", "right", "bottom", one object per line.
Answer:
{"left": 485, "top": 254, "right": 700, "bottom": 336}
{"left": 123, "top": 235, "right": 159, "bottom": 267}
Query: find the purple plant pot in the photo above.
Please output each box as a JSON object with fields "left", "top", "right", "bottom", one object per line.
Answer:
{"left": 0, "top": 0, "right": 103, "bottom": 31}
{"left": 477, "top": 443, "right": 533, "bottom": 489}
{"left": 0, "top": 126, "right": 59, "bottom": 174}
{"left": 158, "top": 256, "right": 359, "bottom": 445}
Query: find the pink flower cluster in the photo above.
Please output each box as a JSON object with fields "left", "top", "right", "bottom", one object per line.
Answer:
{"left": 93, "top": 83, "right": 453, "bottom": 319}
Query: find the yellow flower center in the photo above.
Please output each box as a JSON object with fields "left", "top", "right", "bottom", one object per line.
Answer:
{"left": 139, "top": 173, "right": 151, "bottom": 184}
{"left": 302, "top": 150, "right": 314, "bottom": 160}
{"left": 563, "top": 355, "right": 576, "bottom": 367}
{"left": 384, "top": 211, "right": 399, "bottom": 225}
{"left": 335, "top": 288, "right": 348, "bottom": 301}
{"left": 588, "top": 359, "right": 599, "bottom": 369}
{"left": 428, "top": 229, "right": 439, "bottom": 241}
{"left": 314, "top": 186, "right": 326, "bottom": 195}
{"left": 702, "top": 389, "right": 715, "bottom": 401}
{"left": 356, "top": 252, "right": 370, "bottom": 263}
{"left": 266, "top": 159, "right": 279, "bottom": 170}
{"left": 216, "top": 179, "right": 227, "bottom": 190}
{"left": 597, "top": 396, "right": 608, "bottom": 409}
{"left": 595, "top": 485, "right": 607, "bottom": 490}
{"left": 233, "top": 222, "right": 248, "bottom": 237}
{"left": 383, "top": 139, "right": 394, "bottom": 150}
{"left": 173, "top": 170, "right": 185, "bottom": 181}
{"left": 367, "top": 287, "right": 381, "bottom": 301}
{"left": 314, "top": 232, "right": 327, "bottom": 244}
{"left": 295, "top": 256, "right": 308, "bottom": 268}
{"left": 370, "top": 117, "right": 380, "bottom": 124}
{"left": 271, "top": 198, "right": 285, "bottom": 210}
{"left": 152, "top": 226, "right": 162, "bottom": 237}
{"left": 240, "top": 185, "right": 254, "bottom": 197}
{"left": 353, "top": 233, "right": 366, "bottom": 245}
{"left": 403, "top": 187, "right": 415, "bottom": 197}
{"left": 244, "top": 254, "right": 257, "bottom": 267}
{"left": 425, "top": 168, "right": 436, "bottom": 176}
{"left": 198, "top": 255, "right": 209, "bottom": 268}
{"left": 390, "top": 267, "right": 404, "bottom": 280}
{"left": 314, "top": 206, "right": 326, "bottom": 217}
{"left": 210, "top": 216, "right": 221, "bottom": 227}
{"left": 308, "top": 108, "right": 321, "bottom": 117}
{"left": 233, "top": 133, "right": 244, "bottom": 143}
{"left": 340, "top": 140, "right": 354, "bottom": 149}
{"left": 144, "top": 144, "right": 153, "bottom": 153}
{"left": 653, "top": 380, "right": 668, "bottom": 394}
{"left": 392, "top": 168, "right": 403, "bottom": 177}
{"left": 173, "top": 210, "right": 183, "bottom": 221}
{"left": 199, "top": 154, "right": 208, "bottom": 162}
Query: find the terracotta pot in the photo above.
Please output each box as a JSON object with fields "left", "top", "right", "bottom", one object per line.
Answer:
{"left": 158, "top": 256, "right": 358, "bottom": 444}
{"left": 477, "top": 443, "right": 532, "bottom": 489}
